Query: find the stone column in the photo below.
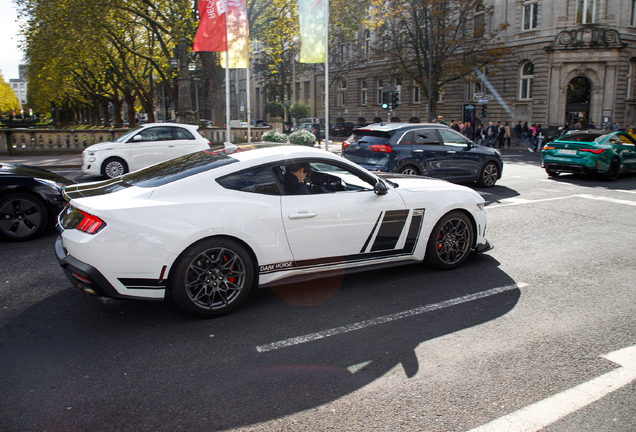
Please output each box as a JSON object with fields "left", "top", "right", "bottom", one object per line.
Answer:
{"left": 602, "top": 62, "right": 619, "bottom": 126}
{"left": 548, "top": 64, "right": 563, "bottom": 126}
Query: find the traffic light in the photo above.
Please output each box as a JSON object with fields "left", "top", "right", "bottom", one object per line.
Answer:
{"left": 392, "top": 91, "right": 400, "bottom": 109}
{"left": 482, "top": 104, "right": 487, "bottom": 117}
{"left": 381, "top": 91, "right": 390, "bottom": 110}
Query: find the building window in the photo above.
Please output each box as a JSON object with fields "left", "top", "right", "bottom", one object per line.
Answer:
{"left": 474, "top": 2, "right": 486, "bottom": 37}
{"left": 628, "top": 61, "right": 635, "bottom": 100}
{"left": 360, "top": 80, "right": 368, "bottom": 105}
{"left": 337, "top": 79, "right": 347, "bottom": 107}
{"left": 467, "top": 81, "right": 483, "bottom": 101}
{"left": 377, "top": 79, "right": 384, "bottom": 105}
{"left": 632, "top": 0, "right": 636, "bottom": 26}
{"left": 523, "top": 2, "right": 538, "bottom": 30}
{"left": 412, "top": 86, "right": 421, "bottom": 104}
{"left": 364, "top": 31, "right": 371, "bottom": 56}
{"left": 320, "top": 83, "right": 325, "bottom": 107}
{"left": 577, "top": 0, "right": 595, "bottom": 24}
{"left": 519, "top": 62, "right": 534, "bottom": 100}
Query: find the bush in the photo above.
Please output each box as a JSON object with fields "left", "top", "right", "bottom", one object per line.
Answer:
{"left": 290, "top": 102, "right": 310, "bottom": 121}
{"left": 261, "top": 130, "right": 288, "bottom": 143}
{"left": 263, "top": 101, "right": 285, "bottom": 118}
{"left": 289, "top": 130, "right": 316, "bottom": 146}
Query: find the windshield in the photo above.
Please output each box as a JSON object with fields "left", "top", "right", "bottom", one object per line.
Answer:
{"left": 350, "top": 130, "right": 391, "bottom": 144}
{"left": 121, "top": 150, "right": 237, "bottom": 188}
{"left": 115, "top": 127, "right": 144, "bottom": 143}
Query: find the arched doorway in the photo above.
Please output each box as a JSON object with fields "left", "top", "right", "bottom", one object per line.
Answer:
{"left": 566, "top": 77, "right": 591, "bottom": 127}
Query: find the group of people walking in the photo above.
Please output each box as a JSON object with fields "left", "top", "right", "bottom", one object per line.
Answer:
{"left": 443, "top": 117, "right": 544, "bottom": 152}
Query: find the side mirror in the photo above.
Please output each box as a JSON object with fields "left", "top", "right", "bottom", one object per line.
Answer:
{"left": 132, "top": 135, "right": 142, "bottom": 141}
{"left": 374, "top": 180, "right": 388, "bottom": 196}
{"left": 558, "top": 127, "right": 563, "bottom": 131}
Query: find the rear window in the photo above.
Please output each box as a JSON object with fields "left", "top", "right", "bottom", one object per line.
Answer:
{"left": 349, "top": 130, "right": 391, "bottom": 144}
{"left": 120, "top": 150, "right": 237, "bottom": 188}
{"left": 556, "top": 133, "right": 603, "bottom": 143}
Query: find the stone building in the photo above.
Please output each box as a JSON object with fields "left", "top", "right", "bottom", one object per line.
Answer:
{"left": 260, "top": 0, "right": 636, "bottom": 133}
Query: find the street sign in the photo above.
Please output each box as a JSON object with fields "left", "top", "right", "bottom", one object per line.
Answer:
{"left": 474, "top": 92, "right": 484, "bottom": 99}
{"left": 485, "top": 95, "right": 494, "bottom": 100}
{"left": 478, "top": 99, "right": 489, "bottom": 104}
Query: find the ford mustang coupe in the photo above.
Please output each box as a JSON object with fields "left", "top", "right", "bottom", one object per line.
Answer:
{"left": 55, "top": 144, "right": 492, "bottom": 317}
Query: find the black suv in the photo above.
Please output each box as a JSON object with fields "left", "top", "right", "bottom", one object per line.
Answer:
{"left": 342, "top": 123, "right": 503, "bottom": 187}
{"left": 331, "top": 122, "right": 355, "bottom": 137}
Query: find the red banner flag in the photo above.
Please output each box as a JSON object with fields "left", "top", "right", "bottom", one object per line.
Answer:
{"left": 193, "top": 0, "right": 228, "bottom": 52}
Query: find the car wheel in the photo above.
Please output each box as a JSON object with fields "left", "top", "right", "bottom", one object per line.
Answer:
{"left": 546, "top": 168, "right": 560, "bottom": 177}
{"left": 477, "top": 162, "right": 499, "bottom": 187}
{"left": 399, "top": 165, "right": 421, "bottom": 176}
{"left": 425, "top": 211, "right": 474, "bottom": 270}
{"left": 101, "top": 157, "right": 128, "bottom": 179}
{"left": 606, "top": 158, "right": 620, "bottom": 181}
{"left": 0, "top": 193, "right": 48, "bottom": 241}
{"left": 169, "top": 238, "right": 255, "bottom": 317}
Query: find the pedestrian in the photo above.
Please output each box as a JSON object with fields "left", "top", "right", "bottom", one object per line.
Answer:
{"left": 536, "top": 124, "right": 544, "bottom": 151}
{"left": 588, "top": 120, "right": 597, "bottom": 129}
{"left": 463, "top": 121, "right": 474, "bottom": 140}
{"left": 451, "top": 120, "right": 461, "bottom": 132}
{"left": 503, "top": 122, "right": 511, "bottom": 148}
{"left": 497, "top": 122, "right": 506, "bottom": 149}
{"left": 437, "top": 115, "right": 446, "bottom": 125}
{"left": 573, "top": 119, "right": 582, "bottom": 129}
{"left": 458, "top": 121, "right": 465, "bottom": 133}
{"left": 514, "top": 121, "right": 523, "bottom": 146}
{"left": 528, "top": 123, "right": 537, "bottom": 152}
{"left": 522, "top": 122, "right": 530, "bottom": 146}
{"left": 485, "top": 121, "right": 498, "bottom": 148}
{"left": 475, "top": 124, "right": 484, "bottom": 146}
{"left": 312, "top": 122, "right": 322, "bottom": 145}
{"left": 613, "top": 120, "right": 620, "bottom": 131}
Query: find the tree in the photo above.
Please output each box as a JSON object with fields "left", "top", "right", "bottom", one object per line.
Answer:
{"left": 263, "top": 101, "right": 284, "bottom": 118}
{"left": 365, "top": 0, "right": 510, "bottom": 114}
{"left": 289, "top": 102, "right": 310, "bottom": 122}
{"left": 0, "top": 72, "right": 21, "bottom": 114}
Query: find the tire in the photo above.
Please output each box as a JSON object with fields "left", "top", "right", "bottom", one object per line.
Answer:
{"left": 399, "top": 165, "right": 421, "bottom": 176}
{"left": 101, "top": 157, "right": 128, "bottom": 179}
{"left": 0, "top": 193, "right": 48, "bottom": 241}
{"left": 477, "top": 161, "right": 499, "bottom": 187}
{"left": 546, "top": 167, "right": 560, "bottom": 177}
{"left": 606, "top": 158, "right": 620, "bottom": 181}
{"left": 425, "top": 211, "right": 474, "bottom": 270}
{"left": 169, "top": 238, "right": 255, "bottom": 317}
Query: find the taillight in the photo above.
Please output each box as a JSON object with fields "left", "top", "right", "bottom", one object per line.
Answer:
{"left": 542, "top": 146, "right": 555, "bottom": 150}
{"left": 369, "top": 144, "right": 392, "bottom": 153}
{"left": 207, "top": 140, "right": 213, "bottom": 148}
{"left": 578, "top": 148, "right": 604, "bottom": 154}
{"left": 77, "top": 210, "right": 105, "bottom": 234}
{"left": 342, "top": 141, "right": 350, "bottom": 150}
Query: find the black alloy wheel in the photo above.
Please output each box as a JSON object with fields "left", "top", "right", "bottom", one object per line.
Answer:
{"left": 170, "top": 238, "right": 254, "bottom": 317}
{"left": 477, "top": 162, "right": 499, "bottom": 187}
{"left": 606, "top": 158, "right": 620, "bottom": 181}
{"left": 425, "top": 211, "right": 474, "bottom": 270}
{"left": 546, "top": 167, "right": 560, "bottom": 177}
{"left": 399, "top": 165, "right": 421, "bottom": 176}
{"left": 101, "top": 157, "right": 128, "bottom": 179}
{"left": 0, "top": 193, "right": 48, "bottom": 241}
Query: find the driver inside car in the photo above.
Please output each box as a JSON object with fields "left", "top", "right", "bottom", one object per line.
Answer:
{"left": 283, "top": 162, "right": 311, "bottom": 195}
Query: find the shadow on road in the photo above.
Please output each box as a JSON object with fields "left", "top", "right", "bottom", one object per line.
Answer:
{"left": 0, "top": 236, "right": 520, "bottom": 431}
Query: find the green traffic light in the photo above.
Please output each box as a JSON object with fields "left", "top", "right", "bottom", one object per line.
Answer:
{"left": 382, "top": 103, "right": 389, "bottom": 109}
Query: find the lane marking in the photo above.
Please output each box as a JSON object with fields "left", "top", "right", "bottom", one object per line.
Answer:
{"left": 256, "top": 283, "right": 526, "bottom": 353}
{"left": 488, "top": 194, "right": 636, "bottom": 208}
{"left": 467, "top": 344, "right": 636, "bottom": 432}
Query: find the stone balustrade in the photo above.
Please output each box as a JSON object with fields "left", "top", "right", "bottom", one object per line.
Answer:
{"left": 0, "top": 126, "right": 271, "bottom": 155}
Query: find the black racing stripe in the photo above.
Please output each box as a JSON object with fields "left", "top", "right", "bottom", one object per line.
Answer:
{"left": 403, "top": 209, "right": 425, "bottom": 254}
{"left": 118, "top": 278, "right": 166, "bottom": 290}
{"left": 360, "top": 212, "right": 383, "bottom": 253}
{"left": 370, "top": 209, "right": 410, "bottom": 252}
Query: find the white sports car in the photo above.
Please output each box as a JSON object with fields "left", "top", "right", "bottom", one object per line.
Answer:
{"left": 56, "top": 144, "right": 492, "bottom": 317}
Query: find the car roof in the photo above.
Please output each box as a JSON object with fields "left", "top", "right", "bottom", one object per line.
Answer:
{"left": 210, "top": 143, "right": 342, "bottom": 165}
{"left": 357, "top": 122, "right": 448, "bottom": 132}
{"left": 140, "top": 122, "right": 200, "bottom": 132}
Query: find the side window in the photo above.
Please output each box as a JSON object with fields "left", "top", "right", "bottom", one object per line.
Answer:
{"left": 216, "top": 166, "right": 281, "bottom": 195}
{"left": 617, "top": 133, "right": 636, "bottom": 145}
{"left": 174, "top": 128, "right": 195, "bottom": 140}
{"left": 413, "top": 129, "right": 440, "bottom": 144}
{"left": 398, "top": 131, "right": 414, "bottom": 145}
{"left": 275, "top": 159, "right": 375, "bottom": 194}
{"left": 135, "top": 127, "right": 175, "bottom": 142}
{"left": 438, "top": 129, "right": 470, "bottom": 146}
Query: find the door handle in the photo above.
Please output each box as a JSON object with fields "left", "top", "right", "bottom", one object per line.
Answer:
{"left": 288, "top": 211, "right": 317, "bottom": 220}
{"left": 413, "top": 149, "right": 423, "bottom": 153}
{"left": 447, "top": 150, "right": 457, "bottom": 154}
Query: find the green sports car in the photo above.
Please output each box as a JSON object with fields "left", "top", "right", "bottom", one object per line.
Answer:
{"left": 541, "top": 130, "right": 636, "bottom": 181}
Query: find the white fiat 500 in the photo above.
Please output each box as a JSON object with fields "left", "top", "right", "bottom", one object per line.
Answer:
{"left": 57, "top": 144, "right": 492, "bottom": 317}
{"left": 81, "top": 123, "right": 211, "bottom": 179}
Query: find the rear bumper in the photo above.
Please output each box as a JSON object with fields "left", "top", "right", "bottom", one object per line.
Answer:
{"left": 544, "top": 162, "right": 596, "bottom": 174}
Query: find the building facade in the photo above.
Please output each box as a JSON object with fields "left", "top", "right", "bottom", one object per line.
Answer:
{"left": 265, "top": 0, "right": 636, "bottom": 133}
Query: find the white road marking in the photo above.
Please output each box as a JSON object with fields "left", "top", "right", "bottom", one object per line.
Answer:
{"left": 255, "top": 283, "right": 527, "bottom": 353}
{"left": 488, "top": 194, "right": 636, "bottom": 208}
{"left": 466, "top": 344, "right": 636, "bottom": 432}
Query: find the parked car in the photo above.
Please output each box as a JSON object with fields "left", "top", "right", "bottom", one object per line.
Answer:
{"left": 342, "top": 123, "right": 503, "bottom": 187}
{"left": 0, "top": 163, "right": 75, "bottom": 241}
{"left": 55, "top": 144, "right": 491, "bottom": 317}
{"left": 331, "top": 122, "right": 355, "bottom": 136}
{"left": 81, "top": 123, "right": 212, "bottom": 179}
{"left": 251, "top": 119, "right": 270, "bottom": 127}
{"left": 541, "top": 130, "right": 636, "bottom": 180}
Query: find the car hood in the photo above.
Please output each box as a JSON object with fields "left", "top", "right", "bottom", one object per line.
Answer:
{"left": 380, "top": 173, "right": 484, "bottom": 197}
{"left": 84, "top": 141, "right": 121, "bottom": 152}
{"left": 0, "top": 163, "right": 76, "bottom": 185}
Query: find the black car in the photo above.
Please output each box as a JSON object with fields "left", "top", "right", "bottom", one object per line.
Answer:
{"left": 0, "top": 163, "right": 75, "bottom": 241}
{"left": 331, "top": 122, "right": 355, "bottom": 137}
{"left": 342, "top": 123, "right": 503, "bottom": 187}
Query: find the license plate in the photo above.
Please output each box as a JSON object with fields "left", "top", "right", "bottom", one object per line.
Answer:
{"left": 557, "top": 149, "right": 577, "bottom": 155}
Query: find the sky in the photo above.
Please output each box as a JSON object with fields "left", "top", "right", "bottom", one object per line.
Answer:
{"left": 0, "top": 0, "right": 24, "bottom": 81}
